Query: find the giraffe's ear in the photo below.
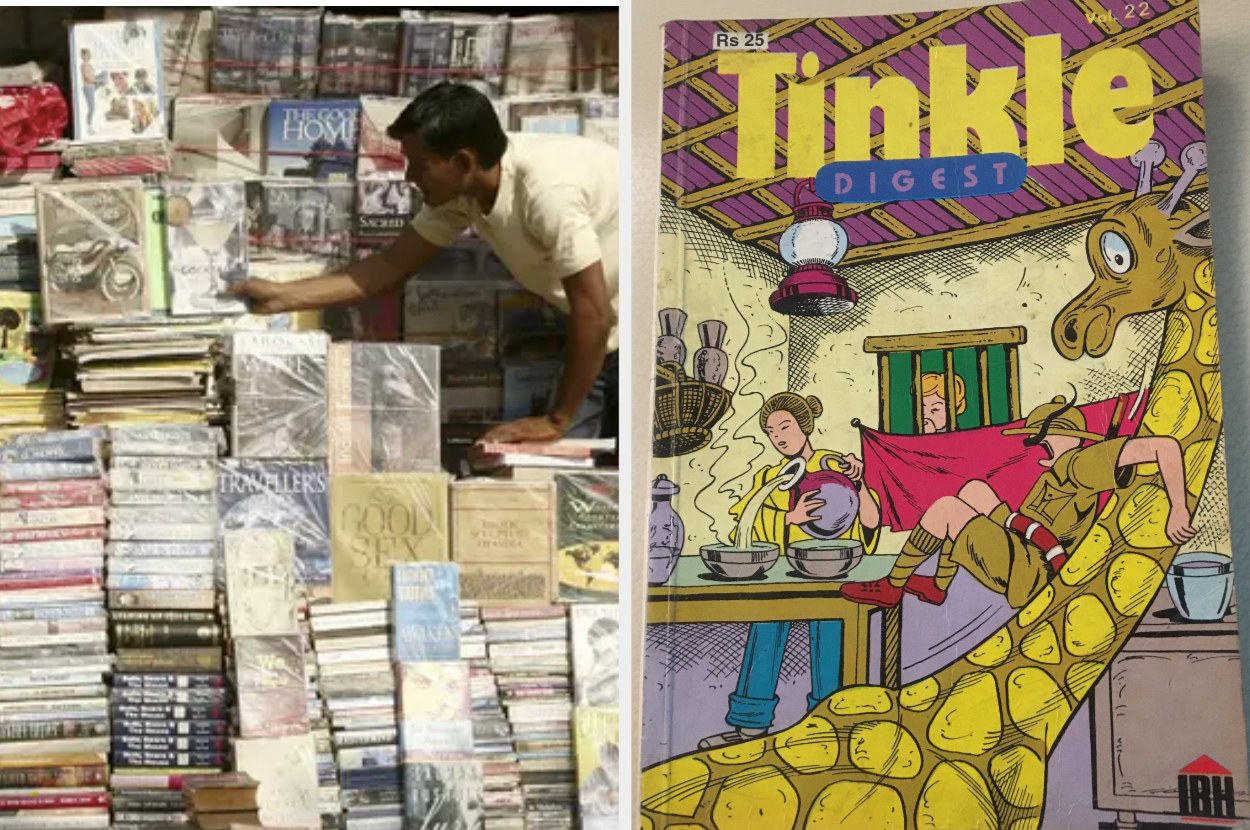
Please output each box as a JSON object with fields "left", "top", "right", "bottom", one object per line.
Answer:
{"left": 1174, "top": 210, "right": 1213, "bottom": 249}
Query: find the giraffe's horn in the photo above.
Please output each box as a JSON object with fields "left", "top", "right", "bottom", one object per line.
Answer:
{"left": 1174, "top": 210, "right": 1213, "bottom": 249}
{"left": 1160, "top": 142, "right": 1207, "bottom": 217}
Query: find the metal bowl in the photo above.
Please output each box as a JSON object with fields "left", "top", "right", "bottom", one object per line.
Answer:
{"left": 786, "top": 539, "right": 864, "bottom": 579}
{"left": 699, "top": 543, "right": 779, "bottom": 580}
{"left": 1166, "top": 551, "right": 1234, "bottom": 621}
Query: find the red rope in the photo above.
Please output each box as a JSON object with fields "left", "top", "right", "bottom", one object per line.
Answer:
{"left": 191, "top": 59, "right": 617, "bottom": 75}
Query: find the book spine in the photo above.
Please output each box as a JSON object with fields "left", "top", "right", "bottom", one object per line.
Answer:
{"left": 111, "top": 672, "right": 224, "bottom": 690}
{"left": 112, "top": 623, "right": 223, "bottom": 648}
{"left": 105, "top": 574, "right": 214, "bottom": 592}
{"left": 0, "top": 481, "right": 107, "bottom": 510}
{"left": 113, "top": 649, "right": 222, "bottom": 673}
{"left": 110, "top": 687, "right": 227, "bottom": 705}
{"left": 0, "top": 719, "right": 109, "bottom": 743}
{"left": 111, "top": 704, "right": 227, "bottom": 721}
{"left": 0, "top": 792, "right": 110, "bottom": 809}
{"left": 108, "top": 590, "right": 216, "bottom": 610}
{"left": 0, "top": 507, "right": 106, "bottom": 531}
{"left": 113, "top": 750, "right": 225, "bottom": 769}
{"left": 106, "top": 542, "right": 215, "bottom": 559}
{"left": 0, "top": 766, "right": 106, "bottom": 788}
{"left": 112, "top": 812, "right": 187, "bottom": 824}
{"left": 112, "top": 719, "right": 226, "bottom": 737}
{"left": 0, "top": 526, "right": 106, "bottom": 545}
{"left": 112, "top": 735, "right": 226, "bottom": 754}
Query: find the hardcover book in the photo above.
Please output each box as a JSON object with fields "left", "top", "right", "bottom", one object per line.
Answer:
{"left": 357, "top": 96, "right": 410, "bottom": 180}
{"left": 211, "top": 7, "right": 321, "bottom": 98}
{"left": 234, "top": 634, "right": 309, "bottom": 738}
{"left": 170, "top": 95, "right": 270, "bottom": 179}
{"left": 224, "top": 529, "right": 301, "bottom": 637}
{"left": 507, "top": 95, "right": 584, "bottom": 136}
{"left": 355, "top": 179, "right": 418, "bottom": 245}
{"left": 556, "top": 472, "right": 619, "bottom": 601}
{"left": 252, "top": 180, "right": 354, "bottom": 262}
{"left": 327, "top": 343, "right": 441, "bottom": 474}
{"left": 318, "top": 15, "right": 403, "bottom": 97}
{"left": 265, "top": 99, "right": 361, "bottom": 181}
{"left": 397, "top": 16, "right": 454, "bottom": 99}
{"left": 391, "top": 563, "right": 460, "bottom": 663}
{"left": 570, "top": 604, "right": 618, "bottom": 708}
{"left": 230, "top": 330, "right": 329, "bottom": 460}
{"left": 69, "top": 19, "right": 166, "bottom": 142}
{"left": 504, "top": 15, "right": 577, "bottom": 97}
{"left": 106, "top": 9, "right": 213, "bottom": 100}
{"left": 431, "top": 13, "right": 509, "bottom": 98}
{"left": 163, "top": 180, "right": 249, "bottom": 317}
{"left": 218, "top": 460, "right": 331, "bottom": 599}
{"left": 397, "top": 662, "right": 474, "bottom": 762}
{"left": 35, "top": 180, "right": 150, "bottom": 325}
{"left": 329, "top": 473, "right": 450, "bottom": 603}
{"left": 233, "top": 733, "right": 320, "bottom": 827}
{"left": 639, "top": 3, "right": 1250, "bottom": 830}
{"left": 0, "top": 291, "right": 54, "bottom": 394}
{"left": 450, "top": 481, "right": 554, "bottom": 566}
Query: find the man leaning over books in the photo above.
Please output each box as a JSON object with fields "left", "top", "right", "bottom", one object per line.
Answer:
{"left": 231, "top": 82, "right": 620, "bottom": 445}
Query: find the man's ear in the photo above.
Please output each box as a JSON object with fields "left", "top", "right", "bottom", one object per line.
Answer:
{"left": 453, "top": 147, "right": 477, "bottom": 173}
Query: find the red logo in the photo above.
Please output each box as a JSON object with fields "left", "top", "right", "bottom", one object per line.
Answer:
{"left": 1179, "top": 756, "right": 1237, "bottom": 824}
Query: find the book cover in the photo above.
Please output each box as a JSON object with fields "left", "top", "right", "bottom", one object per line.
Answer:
{"left": 218, "top": 460, "right": 331, "bottom": 599}
{"left": 327, "top": 343, "right": 441, "bottom": 474}
{"left": 143, "top": 186, "right": 170, "bottom": 317}
{"left": 356, "top": 96, "right": 410, "bottom": 179}
{"left": 35, "top": 180, "right": 150, "bottom": 325}
{"left": 497, "top": 288, "right": 566, "bottom": 359}
{"left": 403, "top": 282, "right": 499, "bottom": 352}
{"left": 355, "top": 179, "right": 418, "bottom": 245}
{"left": 574, "top": 706, "right": 618, "bottom": 830}
{"left": 403, "top": 760, "right": 484, "bottom": 830}
{"left": 397, "top": 662, "right": 474, "bottom": 762}
{"left": 431, "top": 14, "right": 509, "bottom": 99}
{"left": 502, "top": 361, "right": 562, "bottom": 421}
{"left": 163, "top": 180, "right": 249, "bottom": 317}
{"left": 397, "top": 17, "right": 454, "bottom": 99}
{"left": 570, "top": 604, "right": 617, "bottom": 708}
{"left": 504, "top": 15, "right": 577, "bottom": 97}
{"left": 233, "top": 733, "right": 320, "bottom": 827}
{"left": 572, "top": 12, "right": 619, "bottom": 95}
{"left": 223, "top": 529, "right": 300, "bottom": 637}
{"left": 0, "top": 292, "right": 54, "bottom": 394}
{"left": 318, "top": 15, "right": 403, "bottom": 97}
{"left": 211, "top": 7, "right": 321, "bottom": 98}
{"left": 450, "top": 481, "right": 554, "bottom": 566}
{"left": 265, "top": 99, "right": 361, "bottom": 181}
{"left": 254, "top": 180, "right": 354, "bottom": 263}
{"left": 230, "top": 330, "right": 329, "bottom": 460}
{"left": 0, "top": 189, "right": 38, "bottom": 291}
{"left": 170, "top": 95, "right": 270, "bottom": 179}
{"left": 234, "top": 634, "right": 308, "bottom": 738}
{"left": 508, "top": 94, "right": 584, "bottom": 136}
{"left": 556, "top": 472, "right": 619, "bottom": 601}
{"left": 69, "top": 19, "right": 166, "bottom": 142}
{"left": 639, "top": 3, "right": 1250, "bottom": 830}
{"left": 391, "top": 563, "right": 460, "bottom": 663}
{"left": 329, "top": 473, "right": 450, "bottom": 603}
{"left": 107, "top": 9, "right": 213, "bottom": 100}
{"left": 458, "top": 562, "right": 553, "bottom": 607}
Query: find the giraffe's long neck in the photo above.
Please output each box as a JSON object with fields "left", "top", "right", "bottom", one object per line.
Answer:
{"left": 640, "top": 259, "right": 1223, "bottom": 830}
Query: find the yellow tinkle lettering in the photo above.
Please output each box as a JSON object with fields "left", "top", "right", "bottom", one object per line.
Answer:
{"left": 718, "top": 34, "right": 1154, "bottom": 179}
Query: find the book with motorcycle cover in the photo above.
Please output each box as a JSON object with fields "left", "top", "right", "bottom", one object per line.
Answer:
{"left": 640, "top": 3, "right": 1250, "bottom": 830}
{"left": 35, "top": 180, "right": 150, "bottom": 325}
{"left": 69, "top": 19, "right": 166, "bottom": 143}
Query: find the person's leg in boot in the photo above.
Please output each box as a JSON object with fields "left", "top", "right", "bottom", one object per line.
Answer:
{"left": 699, "top": 622, "right": 790, "bottom": 749}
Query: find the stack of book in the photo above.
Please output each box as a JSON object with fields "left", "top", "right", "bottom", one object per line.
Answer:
{"left": 467, "top": 439, "right": 617, "bottom": 478}
{"left": 105, "top": 425, "right": 228, "bottom": 826}
{"left": 308, "top": 601, "right": 399, "bottom": 828}
{"left": 298, "top": 605, "right": 341, "bottom": 826}
{"left": 0, "top": 430, "right": 111, "bottom": 830}
{"left": 570, "top": 605, "right": 620, "bottom": 830}
{"left": 462, "top": 602, "right": 524, "bottom": 830}
{"left": 181, "top": 772, "right": 260, "bottom": 830}
{"left": 224, "top": 528, "right": 321, "bottom": 829}
{"left": 484, "top": 606, "right": 574, "bottom": 830}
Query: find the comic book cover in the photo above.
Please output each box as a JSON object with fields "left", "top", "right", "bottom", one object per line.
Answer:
{"left": 640, "top": 3, "right": 1250, "bottom": 829}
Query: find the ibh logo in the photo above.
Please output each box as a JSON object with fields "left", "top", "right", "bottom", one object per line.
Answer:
{"left": 1179, "top": 755, "right": 1237, "bottom": 823}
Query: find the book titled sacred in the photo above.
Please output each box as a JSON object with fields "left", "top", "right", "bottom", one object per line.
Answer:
{"left": 640, "top": 2, "right": 1249, "bottom": 830}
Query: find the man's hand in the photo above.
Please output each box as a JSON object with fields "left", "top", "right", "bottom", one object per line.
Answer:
{"left": 786, "top": 490, "right": 825, "bottom": 525}
{"left": 1166, "top": 506, "right": 1197, "bottom": 545}
{"left": 480, "top": 416, "right": 566, "bottom": 445}
{"left": 228, "top": 279, "right": 289, "bottom": 315}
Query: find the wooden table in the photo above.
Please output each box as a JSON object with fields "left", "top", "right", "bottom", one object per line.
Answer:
{"left": 646, "top": 554, "right": 904, "bottom": 688}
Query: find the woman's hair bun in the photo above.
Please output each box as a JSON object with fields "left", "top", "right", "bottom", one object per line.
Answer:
{"left": 806, "top": 396, "right": 823, "bottom": 418}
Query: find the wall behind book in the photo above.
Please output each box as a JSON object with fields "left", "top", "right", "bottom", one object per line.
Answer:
{"left": 631, "top": 0, "right": 1250, "bottom": 825}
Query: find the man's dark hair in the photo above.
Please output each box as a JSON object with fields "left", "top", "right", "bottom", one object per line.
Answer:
{"left": 387, "top": 82, "right": 508, "bottom": 168}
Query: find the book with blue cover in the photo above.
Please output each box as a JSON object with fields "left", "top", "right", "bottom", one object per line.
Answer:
{"left": 265, "top": 99, "right": 361, "bottom": 181}
{"left": 391, "top": 562, "right": 460, "bottom": 663}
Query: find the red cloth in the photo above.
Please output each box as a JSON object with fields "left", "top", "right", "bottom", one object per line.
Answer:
{"left": 860, "top": 392, "right": 1148, "bottom": 532}
{"left": 0, "top": 84, "right": 68, "bottom": 157}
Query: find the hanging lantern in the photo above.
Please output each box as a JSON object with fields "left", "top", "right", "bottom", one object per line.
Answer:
{"left": 769, "top": 181, "right": 857, "bottom": 316}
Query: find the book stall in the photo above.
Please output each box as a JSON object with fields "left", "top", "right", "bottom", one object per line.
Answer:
{"left": 0, "top": 7, "right": 620, "bottom": 830}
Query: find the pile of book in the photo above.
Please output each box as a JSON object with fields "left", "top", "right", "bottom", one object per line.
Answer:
{"left": 182, "top": 772, "right": 260, "bottom": 830}
{"left": 467, "top": 439, "right": 617, "bottom": 477}
{"left": 570, "top": 605, "right": 620, "bottom": 830}
{"left": 105, "top": 425, "right": 228, "bottom": 827}
{"left": 462, "top": 602, "right": 524, "bottom": 829}
{"left": 309, "top": 601, "right": 399, "bottom": 828}
{"left": 485, "top": 606, "right": 575, "bottom": 830}
{"left": 0, "top": 430, "right": 111, "bottom": 829}
{"left": 299, "top": 606, "right": 340, "bottom": 826}
{"left": 0, "top": 222, "right": 62, "bottom": 437}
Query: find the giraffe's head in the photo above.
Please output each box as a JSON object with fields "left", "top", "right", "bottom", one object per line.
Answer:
{"left": 1053, "top": 140, "right": 1212, "bottom": 360}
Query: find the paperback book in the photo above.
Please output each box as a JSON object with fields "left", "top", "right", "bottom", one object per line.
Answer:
{"left": 318, "top": 15, "right": 403, "bottom": 97}
{"left": 555, "top": 472, "right": 619, "bottom": 601}
{"left": 170, "top": 95, "right": 270, "bottom": 179}
{"left": 397, "top": 16, "right": 454, "bottom": 99}
{"left": 265, "top": 99, "right": 361, "bottom": 181}
{"left": 69, "top": 19, "right": 166, "bottom": 142}
{"left": 392, "top": 562, "right": 460, "bottom": 663}
{"left": 230, "top": 330, "right": 329, "bottom": 459}
{"left": 163, "top": 180, "right": 249, "bottom": 317}
{"left": 211, "top": 7, "right": 321, "bottom": 98}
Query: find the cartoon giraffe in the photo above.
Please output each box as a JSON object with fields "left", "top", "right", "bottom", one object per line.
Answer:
{"left": 639, "top": 140, "right": 1221, "bottom": 830}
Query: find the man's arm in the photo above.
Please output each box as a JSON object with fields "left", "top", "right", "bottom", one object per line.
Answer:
{"left": 480, "top": 261, "right": 614, "bottom": 443}
{"left": 230, "top": 227, "right": 442, "bottom": 314}
{"left": 1117, "top": 436, "right": 1196, "bottom": 544}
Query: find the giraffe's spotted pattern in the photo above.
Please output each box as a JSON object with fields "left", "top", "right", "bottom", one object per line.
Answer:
{"left": 1006, "top": 667, "right": 1071, "bottom": 752}
{"left": 1185, "top": 439, "right": 1216, "bottom": 497}
{"left": 828, "top": 687, "right": 893, "bottom": 716}
{"left": 1061, "top": 524, "right": 1111, "bottom": 586}
{"left": 1195, "top": 258, "right": 1215, "bottom": 296}
{"left": 900, "top": 677, "right": 940, "bottom": 712}
{"left": 1106, "top": 553, "right": 1165, "bottom": 617}
{"left": 1119, "top": 484, "right": 1173, "bottom": 549}
{"left": 806, "top": 782, "right": 905, "bottom": 830}
{"left": 1160, "top": 313, "right": 1193, "bottom": 365}
{"left": 641, "top": 757, "right": 710, "bottom": 816}
{"left": 1016, "top": 584, "right": 1054, "bottom": 628}
{"left": 967, "top": 630, "right": 1012, "bottom": 668}
{"left": 709, "top": 739, "right": 767, "bottom": 766}
{"left": 928, "top": 672, "right": 1001, "bottom": 756}
{"left": 1185, "top": 291, "right": 1206, "bottom": 311}
{"left": 1201, "top": 371, "right": 1222, "bottom": 423}
{"left": 850, "top": 721, "right": 923, "bottom": 779}
{"left": 988, "top": 745, "right": 1045, "bottom": 809}
{"left": 776, "top": 718, "right": 837, "bottom": 774}
{"left": 1065, "top": 661, "right": 1106, "bottom": 701}
{"left": 916, "top": 761, "right": 999, "bottom": 830}
{"left": 1196, "top": 308, "right": 1218, "bottom": 366}
{"left": 1063, "top": 596, "right": 1116, "bottom": 656}
{"left": 1142, "top": 370, "right": 1200, "bottom": 442}
{"left": 1020, "top": 622, "right": 1061, "bottom": 664}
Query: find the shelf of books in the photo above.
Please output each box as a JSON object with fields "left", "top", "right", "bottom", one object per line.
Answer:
{"left": 0, "top": 7, "right": 619, "bottom": 830}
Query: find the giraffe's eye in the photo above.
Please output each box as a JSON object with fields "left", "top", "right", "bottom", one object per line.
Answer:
{"left": 1100, "top": 231, "right": 1134, "bottom": 275}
